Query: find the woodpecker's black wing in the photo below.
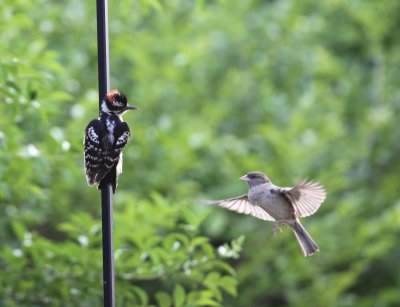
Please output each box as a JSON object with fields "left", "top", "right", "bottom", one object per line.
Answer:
{"left": 84, "top": 118, "right": 106, "bottom": 186}
{"left": 98, "top": 122, "right": 131, "bottom": 192}
{"left": 84, "top": 119, "right": 131, "bottom": 193}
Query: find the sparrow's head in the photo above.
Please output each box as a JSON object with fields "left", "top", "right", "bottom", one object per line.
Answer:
{"left": 101, "top": 89, "right": 137, "bottom": 115}
{"left": 240, "top": 171, "right": 270, "bottom": 187}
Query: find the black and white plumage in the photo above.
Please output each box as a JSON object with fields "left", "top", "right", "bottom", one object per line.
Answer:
{"left": 201, "top": 171, "right": 326, "bottom": 257}
{"left": 84, "top": 89, "right": 137, "bottom": 193}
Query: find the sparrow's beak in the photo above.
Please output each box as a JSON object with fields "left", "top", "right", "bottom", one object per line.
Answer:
{"left": 239, "top": 175, "right": 249, "bottom": 181}
{"left": 125, "top": 105, "right": 138, "bottom": 111}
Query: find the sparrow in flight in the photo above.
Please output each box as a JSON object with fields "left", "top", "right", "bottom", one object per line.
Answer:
{"left": 201, "top": 171, "right": 326, "bottom": 257}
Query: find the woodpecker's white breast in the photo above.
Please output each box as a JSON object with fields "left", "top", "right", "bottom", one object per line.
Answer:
{"left": 105, "top": 118, "right": 115, "bottom": 145}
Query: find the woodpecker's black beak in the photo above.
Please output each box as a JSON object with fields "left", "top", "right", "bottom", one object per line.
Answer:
{"left": 125, "top": 105, "right": 138, "bottom": 111}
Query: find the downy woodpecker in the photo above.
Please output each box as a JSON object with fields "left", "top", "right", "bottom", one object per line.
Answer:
{"left": 84, "top": 89, "right": 137, "bottom": 193}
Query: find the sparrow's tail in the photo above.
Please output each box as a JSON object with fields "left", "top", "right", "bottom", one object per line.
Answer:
{"left": 291, "top": 220, "right": 319, "bottom": 257}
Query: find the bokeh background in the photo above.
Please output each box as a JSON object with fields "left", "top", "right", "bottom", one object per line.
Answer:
{"left": 1, "top": 0, "right": 400, "bottom": 306}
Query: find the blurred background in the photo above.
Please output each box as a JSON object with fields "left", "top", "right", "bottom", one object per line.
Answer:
{"left": 1, "top": 0, "right": 400, "bottom": 306}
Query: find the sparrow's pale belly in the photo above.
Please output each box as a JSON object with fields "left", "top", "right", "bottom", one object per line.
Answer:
{"left": 249, "top": 190, "right": 294, "bottom": 221}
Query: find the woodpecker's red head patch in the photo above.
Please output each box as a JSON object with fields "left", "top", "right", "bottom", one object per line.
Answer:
{"left": 106, "top": 89, "right": 120, "bottom": 103}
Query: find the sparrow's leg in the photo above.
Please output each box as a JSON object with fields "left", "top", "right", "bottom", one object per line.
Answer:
{"left": 272, "top": 222, "right": 283, "bottom": 239}
{"left": 272, "top": 220, "right": 294, "bottom": 239}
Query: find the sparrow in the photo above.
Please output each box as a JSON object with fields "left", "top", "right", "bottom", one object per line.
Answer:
{"left": 201, "top": 171, "right": 326, "bottom": 257}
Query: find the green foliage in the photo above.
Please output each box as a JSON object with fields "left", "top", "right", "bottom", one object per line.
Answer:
{"left": 1, "top": 0, "right": 400, "bottom": 306}
{"left": 1, "top": 195, "right": 239, "bottom": 306}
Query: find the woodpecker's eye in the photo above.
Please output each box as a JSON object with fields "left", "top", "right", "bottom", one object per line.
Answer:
{"left": 113, "top": 92, "right": 127, "bottom": 106}
{"left": 115, "top": 93, "right": 122, "bottom": 100}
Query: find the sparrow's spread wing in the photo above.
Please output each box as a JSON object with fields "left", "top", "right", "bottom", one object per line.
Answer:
{"left": 279, "top": 180, "right": 326, "bottom": 217}
{"left": 200, "top": 195, "right": 275, "bottom": 221}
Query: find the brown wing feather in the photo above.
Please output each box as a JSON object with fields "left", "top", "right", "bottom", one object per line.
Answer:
{"left": 200, "top": 195, "right": 275, "bottom": 221}
{"left": 280, "top": 180, "right": 326, "bottom": 217}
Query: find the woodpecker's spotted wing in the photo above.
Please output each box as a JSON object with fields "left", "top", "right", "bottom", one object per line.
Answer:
{"left": 84, "top": 118, "right": 131, "bottom": 192}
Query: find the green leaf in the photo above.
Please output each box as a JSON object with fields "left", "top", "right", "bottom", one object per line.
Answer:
{"left": 219, "top": 276, "right": 238, "bottom": 297}
{"left": 11, "top": 221, "right": 26, "bottom": 240}
{"left": 195, "top": 298, "right": 221, "bottom": 307}
{"left": 211, "top": 261, "right": 236, "bottom": 276}
{"left": 132, "top": 286, "right": 148, "bottom": 306}
{"left": 189, "top": 236, "right": 209, "bottom": 248}
{"left": 204, "top": 272, "right": 221, "bottom": 286}
{"left": 156, "top": 291, "right": 171, "bottom": 307}
{"left": 173, "top": 284, "right": 186, "bottom": 307}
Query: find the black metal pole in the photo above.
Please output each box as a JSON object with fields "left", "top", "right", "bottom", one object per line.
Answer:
{"left": 100, "top": 185, "right": 114, "bottom": 307}
{"left": 96, "top": 0, "right": 109, "bottom": 101}
{"left": 96, "top": 0, "right": 114, "bottom": 306}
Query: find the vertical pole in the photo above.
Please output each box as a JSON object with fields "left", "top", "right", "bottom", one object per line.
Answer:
{"left": 96, "top": 0, "right": 114, "bottom": 306}
{"left": 96, "top": 0, "right": 109, "bottom": 101}
{"left": 101, "top": 185, "right": 114, "bottom": 307}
